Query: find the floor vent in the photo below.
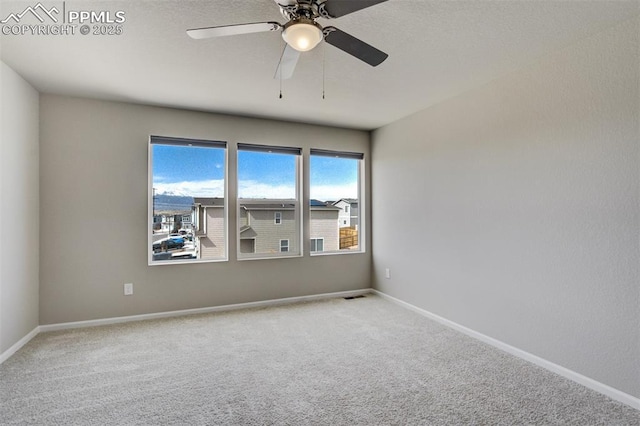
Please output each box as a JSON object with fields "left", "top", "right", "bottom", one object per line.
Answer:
{"left": 344, "top": 295, "right": 366, "bottom": 300}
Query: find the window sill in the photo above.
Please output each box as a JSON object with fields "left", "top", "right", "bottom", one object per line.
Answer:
{"left": 148, "top": 257, "right": 228, "bottom": 266}
{"left": 310, "top": 250, "right": 365, "bottom": 257}
{"left": 237, "top": 253, "right": 304, "bottom": 261}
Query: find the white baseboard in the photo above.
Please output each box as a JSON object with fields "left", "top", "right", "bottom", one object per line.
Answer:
{"left": 371, "top": 289, "right": 640, "bottom": 411}
{"left": 7, "top": 287, "right": 637, "bottom": 412}
{"left": 39, "top": 288, "right": 372, "bottom": 332}
{"left": 0, "top": 326, "right": 40, "bottom": 364}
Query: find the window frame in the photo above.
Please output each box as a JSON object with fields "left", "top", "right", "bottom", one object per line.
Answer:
{"left": 148, "top": 136, "right": 228, "bottom": 266}
{"left": 309, "top": 149, "right": 365, "bottom": 256}
{"left": 274, "top": 211, "right": 282, "bottom": 225}
{"left": 310, "top": 237, "right": 324, "bottom": 252}
{"left": 237, "top": 143, "right": 303, "bottom": 261}
{"left": 148, "top": 139, "right": 366, "bottom": 266}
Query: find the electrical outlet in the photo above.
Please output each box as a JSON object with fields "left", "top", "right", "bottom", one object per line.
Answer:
{"left": 385, "top": 268, "right": 391, "bottom": 279}
{"left": 124, "top": 283, "right": 133, "bottom": 296}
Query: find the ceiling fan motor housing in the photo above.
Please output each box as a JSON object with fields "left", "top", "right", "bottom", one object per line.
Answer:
{"left": 278, "top": 0, "right": 333, "bottom": 21}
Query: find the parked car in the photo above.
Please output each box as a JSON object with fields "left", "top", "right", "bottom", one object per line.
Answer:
{"left": 153, "top": 236, "right": 185, "bottom": 253}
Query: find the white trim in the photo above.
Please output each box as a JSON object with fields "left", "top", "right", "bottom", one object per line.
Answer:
{"left": 310, "top": 249, "right": 365, "bottom": 257}
{"left": 371, "top": 289, "right": 640, "bottom": 411}
{"left": 0, "top": 326, "right": 40, "bottom": 364}
{"left": 39, "top": 289, "right": 372, "bottom": 333}
{"left": 10, "top": 288, "right": 637, "bottom": 412}
{"left": 237, "top": 252, "right": 303, "bottom": 261}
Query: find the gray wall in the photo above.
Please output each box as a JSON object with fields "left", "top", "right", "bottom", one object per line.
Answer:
{"left": 39, "top": 95, "right": 371, "bottom": 325}
{"left": 371, "top": 18, "right": 639, "bottom": 399}
{"left": 0, "top": 62, "right": 39, "bottom": 353}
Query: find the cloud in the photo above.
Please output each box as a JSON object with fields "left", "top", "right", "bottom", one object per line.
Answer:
{"left": 238, "top": 180, "right": 295, "bottom": 199}
{"left": 154, "top": 179, "right": 224, "bottom": 197}
{"left": 153, "top": 179, "right": 357, "bottom": 201}
{"left": 310, "top": 183, "right": 358, "bottom": 201}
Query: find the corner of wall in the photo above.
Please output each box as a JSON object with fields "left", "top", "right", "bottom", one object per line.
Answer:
{"left": 0, "top": 61, "right": 40, "bottom": 354}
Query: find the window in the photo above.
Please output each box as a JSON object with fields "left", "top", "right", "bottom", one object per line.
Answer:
{"left": 310, "top": 149, "right": 363, "bottom": 253}
{"left": 149, "top": 138, "right": 363, "bottom": 264}
{"left": 310, "top": 238, "right": 324, "bottom": 252}
{"left": 149, "top": 136, "right": 227, "bottom": 264}
{"left": 237, "top": 144, "right": 301, "bottom": 259}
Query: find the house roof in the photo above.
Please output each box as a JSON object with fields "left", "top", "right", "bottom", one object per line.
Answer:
{"left": 333, "top": 199, "right": 358, "bottom": 205}
{"left": 310, "top": 199, "right": 340, "bottom": 211}
{"left": 241, "top": 203, "right": 295, "bottom": 210}
{"left": 194, "top": 197, "right": 339, "bottom": 210}
{"left": 193, "top": 197, "right": 224, "bottom": 207}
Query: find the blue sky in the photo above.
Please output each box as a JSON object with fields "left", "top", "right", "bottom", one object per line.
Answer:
{"left": 310, "top": 156, "right": 358, "bottom": 201}
{"left": 153, "top": 145, "right": 358, "bottom": 200}
{"left": 238, "top": 151, "right": 296, "bottom": 199}
{"left": 153, "top": 145, "right": 224, "bottom": 182}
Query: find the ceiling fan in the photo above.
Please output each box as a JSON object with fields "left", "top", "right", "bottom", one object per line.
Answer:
{"left": 187, "top": 0, "right": 389, "bottom": 80}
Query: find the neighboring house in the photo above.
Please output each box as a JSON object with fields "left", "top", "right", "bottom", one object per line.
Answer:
{"left": 239, "top": 203, "right": 297, "bottom": 254}
{"left": 192, "top": 198, "right": 340, "bottom": 256}
{"left": 152, "top": 215, "right": 163, "bottom": 231}
{"left": 153, "top": 214, "right": 187, "bottom": 234}
{"left": 180, "top": 214, "right": 193, "bottom": 232}
{"left": 310, "top": 200, "right": 340, "bottom": 252}
{"left": 333, "top": 198, "right": 359, "bottom": 229}
{"left": 193, "top": 198, "right": 225, "bottom": 258}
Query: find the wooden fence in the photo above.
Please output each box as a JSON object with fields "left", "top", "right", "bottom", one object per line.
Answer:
{"left": 339, "top": 228, "right": 358, "bottom": 249}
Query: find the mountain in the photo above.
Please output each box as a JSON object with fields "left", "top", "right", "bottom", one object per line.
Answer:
{"left": 152, "top": 194, "right": 193, "bottom": 213}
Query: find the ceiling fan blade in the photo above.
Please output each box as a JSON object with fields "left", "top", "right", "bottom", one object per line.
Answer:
{"left": 323, "top": 27, "right": 388, "bottom": 66}
{"left": 187, "top": 22, "right": 281, "bottom": 40}
{"left": 274, "top": 44, "right": 301, "bottom": 80}
{"left": 322, "top": 0, "right": 389, "bottom": 18}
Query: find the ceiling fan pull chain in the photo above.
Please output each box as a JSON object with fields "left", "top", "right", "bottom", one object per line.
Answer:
{"left": 279, "top": 41, "right": 284, "bottom": 99}
{"left": 322, "top": 41, "right": 326, "bottom": 100}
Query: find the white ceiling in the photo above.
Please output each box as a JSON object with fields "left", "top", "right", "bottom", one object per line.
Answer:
{"left": 1, "top": 1, "right": 638, "bottom": 130}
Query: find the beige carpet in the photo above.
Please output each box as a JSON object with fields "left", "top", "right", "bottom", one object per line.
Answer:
{"left": 1, "top": 295, "right": 639, "bottom": 425}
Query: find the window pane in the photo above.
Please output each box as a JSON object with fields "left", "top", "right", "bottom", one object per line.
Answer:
{"left": 311, "top": 238, "right": 324, "bottom": 252}
{"left": 238, "top": 150, "right": 296, "bottom": 199}
{"left": 238, "top": 148, "right": 300, "bottom": 258}
{"left": 310, "top": 154, "right": 361, "bottom": 253}
{"left": 150, "top": 140, "right": 226, "bottom": 263}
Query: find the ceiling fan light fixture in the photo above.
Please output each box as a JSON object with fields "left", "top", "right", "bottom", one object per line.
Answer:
{"left": 282, "top": 20, "right": 323, "bottom": 52}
